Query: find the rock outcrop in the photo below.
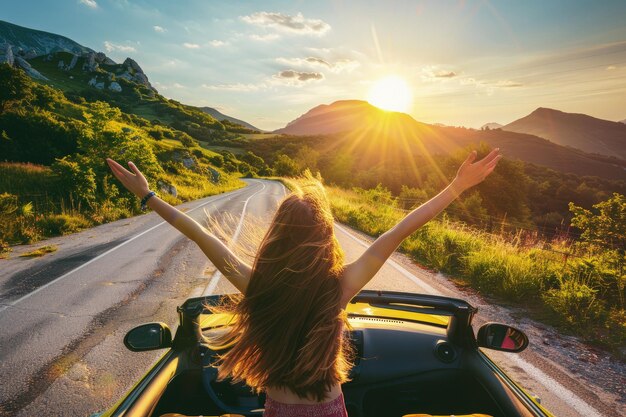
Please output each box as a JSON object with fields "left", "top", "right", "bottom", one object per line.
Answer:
{"left": 157, "top": 180, "right": 177, "bottom": 197}
{"left": 121, "top": 57, "right": 157, "bottom": 93}
{"left": 67, "top": 54, "right": 78, "bottom": 70}
{"left": 24, "top": 49, "right": 37, "bottom": 59}
{"left": 207, "top": 167, "right": 221, "bottom": 183}
{"left": 82, "top": 51, "right": 98, "bottom": 71}
{"left": 123, "top": 57, "right": 143, "bottom": 74}
{"left": 0, "top": 43, "right": 14, "bottom": 66}
{"left": 15, "top": 56, "right": 47, "bottom": 80}
{"left": 108, "top": 81, "right": 122, "bottom": 92}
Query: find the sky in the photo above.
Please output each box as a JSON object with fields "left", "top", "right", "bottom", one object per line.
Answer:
{"left": 3, "top": 0, "right": 626, "bottom": 130}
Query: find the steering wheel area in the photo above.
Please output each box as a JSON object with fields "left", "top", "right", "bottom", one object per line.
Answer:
{"left": 199, "top": 343, "right": 264, "bottom": 417}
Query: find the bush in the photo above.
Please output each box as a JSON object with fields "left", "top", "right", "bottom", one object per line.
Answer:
{"left": 36, "top": 213, "right": 91, "bottom": 235}
{"left": 543, "top": 280, "right": 603, "bottom": 325}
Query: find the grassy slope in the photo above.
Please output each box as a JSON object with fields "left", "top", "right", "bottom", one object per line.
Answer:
{"left": 0, "top": 60, "right": 247, "bottom": 247}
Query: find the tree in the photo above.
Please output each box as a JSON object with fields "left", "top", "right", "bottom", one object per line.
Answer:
{"left": 273, "top": 154, "right": 299, "bottom": 176}
{"left": 294, "top": 146, "right": 320, "bottom": 172}
{"left": 569, "top": 193, "right": 625, "bottom": 250}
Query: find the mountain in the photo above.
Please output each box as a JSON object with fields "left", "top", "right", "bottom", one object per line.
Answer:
{"left": 200, "top": 107, "right": 261, "bottom": 132}
{"left": 274, "top": 100, "right": 625, "bottom": 180}
{"left": 503, "top": 107, "right": 626, "bottom": 160}
{"left": 0, "top": 19, "right": 93, "bottom": 57}
{"left": 620, "top": 119, "right": 626, "bottom": 124}
{"left": 481, "top": 122, "right": 503, "bottom": 130}
{"left": 275, "top": 100, "right": 430, "bottom": 136}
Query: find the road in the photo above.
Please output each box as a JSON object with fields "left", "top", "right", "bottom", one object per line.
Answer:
{"left": 0, "top": 179, "right": 623, "bottom": 417}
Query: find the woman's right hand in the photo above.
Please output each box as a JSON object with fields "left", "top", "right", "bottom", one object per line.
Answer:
{"left": 106, "top": 158, "right": 150, "bottom": 198}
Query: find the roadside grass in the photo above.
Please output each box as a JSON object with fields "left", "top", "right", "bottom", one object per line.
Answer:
{"left": 280, "top": 177, "right": 625, "bottom": 353}
{"left": 19, "top": 245, "right": 58, "bottom": 258}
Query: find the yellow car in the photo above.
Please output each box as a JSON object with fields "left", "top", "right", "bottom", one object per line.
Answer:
{"left": 91, "top": 290, "right": 553, "bottom": 417}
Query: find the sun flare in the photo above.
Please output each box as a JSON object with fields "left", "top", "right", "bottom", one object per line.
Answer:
{"left": 367, "top": 76, "right": 413, "bottom": 113}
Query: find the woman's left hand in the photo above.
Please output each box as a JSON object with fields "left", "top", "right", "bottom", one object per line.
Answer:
{"left": 106, "top": 158, "right": 150, "bottom": 198}
{"left": 453, "top": 148, "right": 501, "bottom": 192}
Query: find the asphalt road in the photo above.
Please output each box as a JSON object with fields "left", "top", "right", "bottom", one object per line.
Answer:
{"left": 0, "top": 179, "right": 623, "bottom": 417}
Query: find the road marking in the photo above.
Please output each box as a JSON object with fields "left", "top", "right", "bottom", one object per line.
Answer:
{"left": 335, "top": 222, "right": 603, "bottom": 417}
{"left": 202, "top": 180, "right": 267, "bottom": 296}
{"left": 333, "top": 223, "right": 439, "bottom": 295}
{"left": 0, "top": 187, "right": 249, "bottom": 314}
{"left": 509, "top": 355, "right": 602, "bottom": 417}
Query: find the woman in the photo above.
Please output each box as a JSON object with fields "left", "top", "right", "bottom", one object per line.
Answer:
{"left": 106, "top": 148, "right": 500, "bottom": 417}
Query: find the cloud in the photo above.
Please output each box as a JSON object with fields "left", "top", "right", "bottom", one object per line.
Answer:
{"left": 331, "top": 59, "right": 360, "bottom": 73}
{"left": 250, "top": 33, "right": 280, "bottom": 42}
{"left": 183, "top": 42, "right": 200, "bottom": 49}
{"left": 153, "top": 81, "right": 186, "bottom": 90}
{"left": 241, "top": 12, "right": 330, "bottom": 36}
{"left": 208, "top": 40, "right": 227, "bottom": 47}
{"left": 276, "top": 57, "right": 359, "bottom": 73}
{"left": 606, "top": 65, "right": 617, "bottom": 70}
{"left": 421, "top": 66, "right": 457, "bottom": 80}
{"left": 202, "top": 82, "right": 265, "bottom": 92}
{"left": 274, "top": 70, "right": 324, "bottom": 83}
{"left": 153, "top": 25, "right": 166, "bottom": 33}
{"left": 495, "top": 80, "right": 523, "bottom": 88}
{"left": 434, "top": 70, "right": 457, "bottom": 78}
{"left": 103, "top": 41, "right": 136, "bottom": 53}
{"left": 79, "top": 0, "right": 98, "bottom": 8}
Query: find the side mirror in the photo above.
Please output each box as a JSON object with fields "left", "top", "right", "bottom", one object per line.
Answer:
{"left": 477, "top": 323, "right": 528, "bottom": 353}
{"left": 124, "top": 322, "right": 172, "bottom": 352}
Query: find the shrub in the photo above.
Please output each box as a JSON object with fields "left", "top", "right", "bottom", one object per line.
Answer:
{"left": 543, "top": 280, "right": 603, "bottom": 325}
{"left": 36, "top": 213, "right": 91, "bottom": 235}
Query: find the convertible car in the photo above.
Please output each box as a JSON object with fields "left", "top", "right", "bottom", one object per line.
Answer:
{"left": 91, "top": 290, "right": 554, "bottom": 417}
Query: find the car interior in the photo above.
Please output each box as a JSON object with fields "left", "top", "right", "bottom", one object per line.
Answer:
{"left": 118, "top": 292, "right": 539, "bottom": 417}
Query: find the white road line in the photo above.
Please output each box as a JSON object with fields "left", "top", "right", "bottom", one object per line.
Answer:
{"left": 202, "top": 180, "right": 267, "bottom": 296}
{"left": 333, "top": 223, "right": 439, "bottom": 295}
{"left": 509, "top": 355, "right": 603, "bottom": 417}
{"left": 335, "top": 222, "right": 603, "bottom": 417}
{"left": 0, "top": 187, "right": 249, "bottom": 314}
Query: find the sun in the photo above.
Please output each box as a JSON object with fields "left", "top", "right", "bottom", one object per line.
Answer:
{"left": 367, "top": 76, "right": 413, "bottom": 113}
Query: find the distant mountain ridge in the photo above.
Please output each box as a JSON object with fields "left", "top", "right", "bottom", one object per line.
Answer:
{"left": 200, "top": 107, "right": 262, "bottom": 132}
{"left": 503, "top": 107, "right": 626, "bottom": 160}
{"left": 0, "top": 19, "right": 93, "bottom": 57}
{"left": 481, "top": 122, "right": 503, "bottom": 130}
{"left": 275, "top": 100, "right": 625, "bottom": 180}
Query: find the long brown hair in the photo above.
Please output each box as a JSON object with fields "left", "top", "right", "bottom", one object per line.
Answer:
{"left": 208, "top": 176, "right": 353, "bottom": 401}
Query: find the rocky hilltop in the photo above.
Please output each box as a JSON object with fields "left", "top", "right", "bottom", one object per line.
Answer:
{"left": 0, "top": 19, "right": 93, "bottom": 57}
{"left": 0, "top": 20, "right": 156, "bottom": 94}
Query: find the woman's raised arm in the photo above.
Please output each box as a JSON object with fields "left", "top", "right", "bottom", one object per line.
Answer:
{"left": 340, "top": 149, "right": 501, "bottom": 305}
{"left": 106, "top": 158, "right": 251, "bottom": 293}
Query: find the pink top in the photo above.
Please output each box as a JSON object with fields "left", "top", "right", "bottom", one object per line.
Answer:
{"left": 263, "top": 393, "right": 348, "bottom": 417}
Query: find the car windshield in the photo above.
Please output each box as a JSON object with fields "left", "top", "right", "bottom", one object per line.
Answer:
{"left": 346, "top": 301, "right": 450, "bottom": 328}
{"left": 198, "top": 301, "right": 451, "bottom": 331}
